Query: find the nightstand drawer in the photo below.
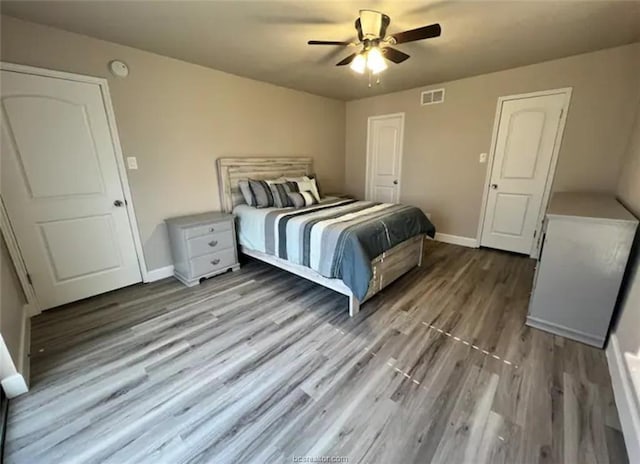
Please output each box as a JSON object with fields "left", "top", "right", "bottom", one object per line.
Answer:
{"left": 189, "top": 248, "right": 236, "bottom": 277}
{"left": 187, "top": 231, "right": 234, "bottom": 258}
{"left": 185, "top": 220, "right": 232, "bottom": 239}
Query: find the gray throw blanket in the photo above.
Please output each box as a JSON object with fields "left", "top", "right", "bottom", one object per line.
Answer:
{"left": 260, "top": 198, "right": 436, "bottom": 300}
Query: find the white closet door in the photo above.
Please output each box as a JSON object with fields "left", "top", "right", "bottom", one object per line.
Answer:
{"left": 481, "top": 93, "right": 566, "bottom": 254}
{"left": 1, "top": 70, "right": 141, "bottom": 309}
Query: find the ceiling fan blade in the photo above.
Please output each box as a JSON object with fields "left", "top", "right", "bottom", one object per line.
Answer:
{"left": 308, "top": 40, "right": 352, "bottom": 46}
{"left": 382, "top": 47, "right": 410, "bottom": 64}
{"left": 392, "top": 23, "right": 441, "bottom": 44}
{"left": 354, "top": 18, "right": 364, "bottom": 41}
{"left": 336, "top": 53, "right": 357, "bottom": 66}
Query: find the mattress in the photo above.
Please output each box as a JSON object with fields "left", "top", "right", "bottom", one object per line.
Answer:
{"left": 233, "top": 203, "right": 277, "bottom": 252}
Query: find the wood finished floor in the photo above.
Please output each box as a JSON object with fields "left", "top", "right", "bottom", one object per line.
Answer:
{"left": 5, "top": 242, "right": 627, "bottom": 464}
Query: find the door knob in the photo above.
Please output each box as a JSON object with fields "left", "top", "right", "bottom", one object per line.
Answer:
{"left": 393, "top": 180, "right": 398, "bottom": 185}
{"left": 113, "top": 200, "right": 124, "bottom": 207}
{"left": 490, "top": 184, "right": 498, "bottom": 190}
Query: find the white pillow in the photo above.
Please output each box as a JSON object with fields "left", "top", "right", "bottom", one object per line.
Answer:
{"left": 286, "top": 176, "right": 320, "bottom": 202}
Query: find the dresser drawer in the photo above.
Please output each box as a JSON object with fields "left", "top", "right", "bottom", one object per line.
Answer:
{"left": 189, "top": 248, "right": 236, "bottom": 277}
{"left": 184, "top": 220, "right": 232, "bottom": 239}
{"left": 187, "top": 231, "right": 234, "bottom": 258}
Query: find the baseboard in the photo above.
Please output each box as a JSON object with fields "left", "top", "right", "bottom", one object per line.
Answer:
{"left": 526, "top": 316, "right": 604, "bottom": 347}
{"left": 606, "top": 334, "right": 640, "bottom": 463}
{"left": 1, "top": 374, "right": 28, "bottom": 399}
{"left": 434, "top": 233, "right": 478, "bottom": 248}
{"left": 144, "top": 265, "right": 174, "bottom": 282}
{"left": 24, "top": 302, "right": 40, "bottom": 317}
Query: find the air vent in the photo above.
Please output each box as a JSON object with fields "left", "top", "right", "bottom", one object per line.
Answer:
{"left": 421, "top": 88, "right": 445, "bottom": 106}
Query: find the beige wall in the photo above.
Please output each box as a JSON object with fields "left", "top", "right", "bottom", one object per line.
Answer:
{"left": 618, "top": 105, "right": 640, "bottom": 212}
{"left": 0, "top": 234, "right": 26, "bottom": 371}
{"left": 0, "top": 16, "right": 346, "bottom": 270}
{"left": 345, "top": 43, "right": 640, "bottom": 238}
{"left": 1, "top": 14, "right": 638, "bottom": 268}
{"left": 613, "top": 95, "right": 640, "bottom": 363}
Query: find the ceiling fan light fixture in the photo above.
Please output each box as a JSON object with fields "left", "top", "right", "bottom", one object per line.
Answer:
{"left": 367, "top": 47, "right": 388, "bottom": 74}
{"left": 359, "top": 10, "right": 383, "bottom": 38}
{"left": 350, "top": 53, "right": 367, "bottom": 74}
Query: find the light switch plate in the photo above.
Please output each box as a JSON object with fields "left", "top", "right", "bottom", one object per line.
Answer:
{"left": 479, "top": 152, "right": 488, "bottom": 163}
{"left": 126, "top": 156, "right": 138, "bottom": 170}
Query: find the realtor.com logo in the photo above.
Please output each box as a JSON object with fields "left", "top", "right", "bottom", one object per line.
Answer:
{"left": 292, "top": 456, "right": 349, "bottom": 463}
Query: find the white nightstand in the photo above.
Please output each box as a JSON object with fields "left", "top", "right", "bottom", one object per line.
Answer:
{"left": 165, "top": 211, "right": 240, "bottom": 287}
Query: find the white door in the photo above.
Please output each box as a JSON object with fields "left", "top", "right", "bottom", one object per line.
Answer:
{"left": 480, "top": 92, "right": 568, "bottom": 254}
{"left": 366, "top": 113, "right": 404, "bottom": 203}
{"left": 1, "top": 70, "right": 142, "bottom": 309}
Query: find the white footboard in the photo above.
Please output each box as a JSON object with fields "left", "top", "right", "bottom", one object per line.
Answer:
{"left": 350, "top": 234, "right": 425, "bottom": 316}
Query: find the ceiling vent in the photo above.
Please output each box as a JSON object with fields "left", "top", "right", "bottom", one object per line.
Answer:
{"left": 421, "top": 88, "right": 445, "bottom": 106}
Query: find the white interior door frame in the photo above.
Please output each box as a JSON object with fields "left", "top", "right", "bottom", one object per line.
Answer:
{"left": 476, "top": 87, "right": 572, "bottom": 258}
{"left": 0, "top": 199, "right": 39, "bottom": 315}
{"left": 365, "top": 112, "right": 405, "bottom": 201}
{"left": 0, "top": 62, "right": 149, "bottom": 312}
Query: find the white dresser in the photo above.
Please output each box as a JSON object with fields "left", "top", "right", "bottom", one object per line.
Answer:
{"left": 527, "top": 193, "right": 638, "bottom": 347}
{"left": 165, "top": 212, "right": 240, "bottom": 287}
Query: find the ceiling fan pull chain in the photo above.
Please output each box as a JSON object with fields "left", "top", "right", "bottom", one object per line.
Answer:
{"left": 368, "top": 71, "right": 372, "bottom": 87}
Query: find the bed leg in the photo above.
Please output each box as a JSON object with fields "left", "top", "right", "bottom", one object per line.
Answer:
{"left": 349, "top": 295, "right": 360, "bottom": 317}
{"left": 418, "top": 235, "right": 425, "bottom": 267}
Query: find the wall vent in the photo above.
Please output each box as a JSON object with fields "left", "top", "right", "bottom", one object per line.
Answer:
{"left": 421, "top": 88, "right": 445, "bottom": 106}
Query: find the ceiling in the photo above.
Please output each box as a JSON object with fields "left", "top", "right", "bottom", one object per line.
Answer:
{"left": 2, "top": 1, "right": 640, "bottom": 100}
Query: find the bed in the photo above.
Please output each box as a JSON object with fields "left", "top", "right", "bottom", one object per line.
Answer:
{"left": 216, "top": 157, "right": 435, "bottom": 316}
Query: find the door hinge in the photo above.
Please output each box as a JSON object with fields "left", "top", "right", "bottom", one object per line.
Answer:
{"left": 26, "top": 273, "right": 33, "bottom": 285}
{"left": 559, "top": 108, "right": 564, "bottom": 120}
{"left": 533, "top": 230, "right": 537, "bottom": 238}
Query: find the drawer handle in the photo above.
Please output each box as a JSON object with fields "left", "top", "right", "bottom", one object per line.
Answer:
{"left": 208, "top": 240, "right": 218, "bottom": 247}
{"left": 209, "top": 227, "right": 215, "bottom": 233}
{"left": 211, "top": 258, "right": 221, "bottom": 265}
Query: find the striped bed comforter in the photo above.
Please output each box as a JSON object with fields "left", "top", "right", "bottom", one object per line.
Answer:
{"left": 237, "top": 198, "right": 435, "bottom": 300}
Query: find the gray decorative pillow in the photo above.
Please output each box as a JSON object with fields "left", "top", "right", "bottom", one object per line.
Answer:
{"left": 248, "top": 179, "right": 274, "bottom": 208}
{"left": 238, "top": 180, "right": 256, "bottom": 207}
{"left": 284, "top": 181, "right": 299, "bottom": 193}
{"left": 288, "top": 190, "right": 318, "bottom": 208}
{"left": 285, "top": 176, "right": 320, "bottom": 202}
{"left": 269, "top": 182, "right": 295, "bottom": 208}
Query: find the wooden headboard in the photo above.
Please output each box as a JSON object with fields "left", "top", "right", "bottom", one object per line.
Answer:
{"left": 216, "top": 157, "right": 313, "bottom": 212}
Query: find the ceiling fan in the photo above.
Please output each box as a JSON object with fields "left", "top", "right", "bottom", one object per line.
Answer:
{"left": 308, "top": 10, "right": 441, "bottom": 75}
